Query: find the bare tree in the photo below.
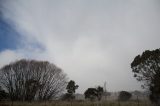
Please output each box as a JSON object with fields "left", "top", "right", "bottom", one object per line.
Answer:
{"left": 0, "top": 59, "right": 67, "bottom": 101}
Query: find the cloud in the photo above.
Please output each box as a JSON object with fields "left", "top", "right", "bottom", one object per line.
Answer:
{"left": 0, "top": 49, "right": 23, "bottom": 68}
{"left": 0, "top": 0, "right": 160, "bottom": 93}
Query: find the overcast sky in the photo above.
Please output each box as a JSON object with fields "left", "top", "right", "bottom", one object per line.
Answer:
{"left": 0, "top": 0, "right": 160, "bottom": 93}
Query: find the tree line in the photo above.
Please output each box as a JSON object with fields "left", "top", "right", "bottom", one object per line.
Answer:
{"left": 62, "top": 80, "right": 105, "bottom": 101}
{"left": 0, "top": 59, "right": 131, "bottom": 102}
{"left": 0, "top": 48, "right": 160, "bottom": 105}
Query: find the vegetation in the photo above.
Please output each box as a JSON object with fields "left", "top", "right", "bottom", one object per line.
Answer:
{"left": 0, "top": 59, "right": 67, "bottom": 101}
{"left": 0, "top": 100, "right": 152, "bottom": 106}
{"left": 96, "top": 86, "right": 104, "bottom": 101}
{"left": 0, "top": 48, "right": 160, "bottom": 105}
{"left": 131, "top": 49, "right": 160, "bottom": 104}
{"left": 84, "top": 86, "right": 103, "bottom": 101}
{"left": 62, "top": 80, "right": 79, "bottom": 100}
{"left": 118, "top": 91, "right": 132, "bottom": 101}
{"left": 0, "top": 86, "right": 8, "bottom": 101}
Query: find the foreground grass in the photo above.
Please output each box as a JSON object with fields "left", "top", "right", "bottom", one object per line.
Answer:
{"left": 0, "top": 100, "right": 152, "bottom": 106}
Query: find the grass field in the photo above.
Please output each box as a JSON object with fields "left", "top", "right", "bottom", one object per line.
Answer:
{"left": 0, "top": 100, "right": 152, "bottom": 106}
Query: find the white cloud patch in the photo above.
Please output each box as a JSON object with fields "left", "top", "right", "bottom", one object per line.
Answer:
{"left": 0, "top": 50, "right": 23, "bottom": 68}
{"left": 1, "top": 0, "right": 160, "bottom": 93}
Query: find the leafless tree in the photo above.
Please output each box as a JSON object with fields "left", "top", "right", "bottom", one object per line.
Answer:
{"left": 0, "top": 59, "right": 67, "bottom": 101}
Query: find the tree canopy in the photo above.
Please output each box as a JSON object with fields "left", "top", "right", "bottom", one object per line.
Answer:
{"left": 84, "top": 86, "right": 104, "bottom": 101}
{"left": 84, "top": 88, "right": 98, "bottom": 101}
{"left": 131, "top": 49, "right": 160, "bottom": 103}
{"left": 66, "top": 80, "right": 79, "bottom": 94}
{"left": 0, "top": 59, "right": 67, "bottom": 101}
{"left": 118, "top": 91, "right": 132, "bottom": 101}
{"left": 62, "top": 80, "right": 79, "bottom": 100}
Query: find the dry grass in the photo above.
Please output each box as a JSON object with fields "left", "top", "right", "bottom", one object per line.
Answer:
{"left": 0, "top": 100, "right": 152, "bottom": 106}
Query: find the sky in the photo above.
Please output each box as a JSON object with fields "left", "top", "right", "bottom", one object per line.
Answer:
{"left": 0, "top": 0, "right": 160, "bottom": 93}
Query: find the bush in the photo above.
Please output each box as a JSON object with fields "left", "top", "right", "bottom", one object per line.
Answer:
{"left": 118, "top": 91, "right": 132, "bottom": 101}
